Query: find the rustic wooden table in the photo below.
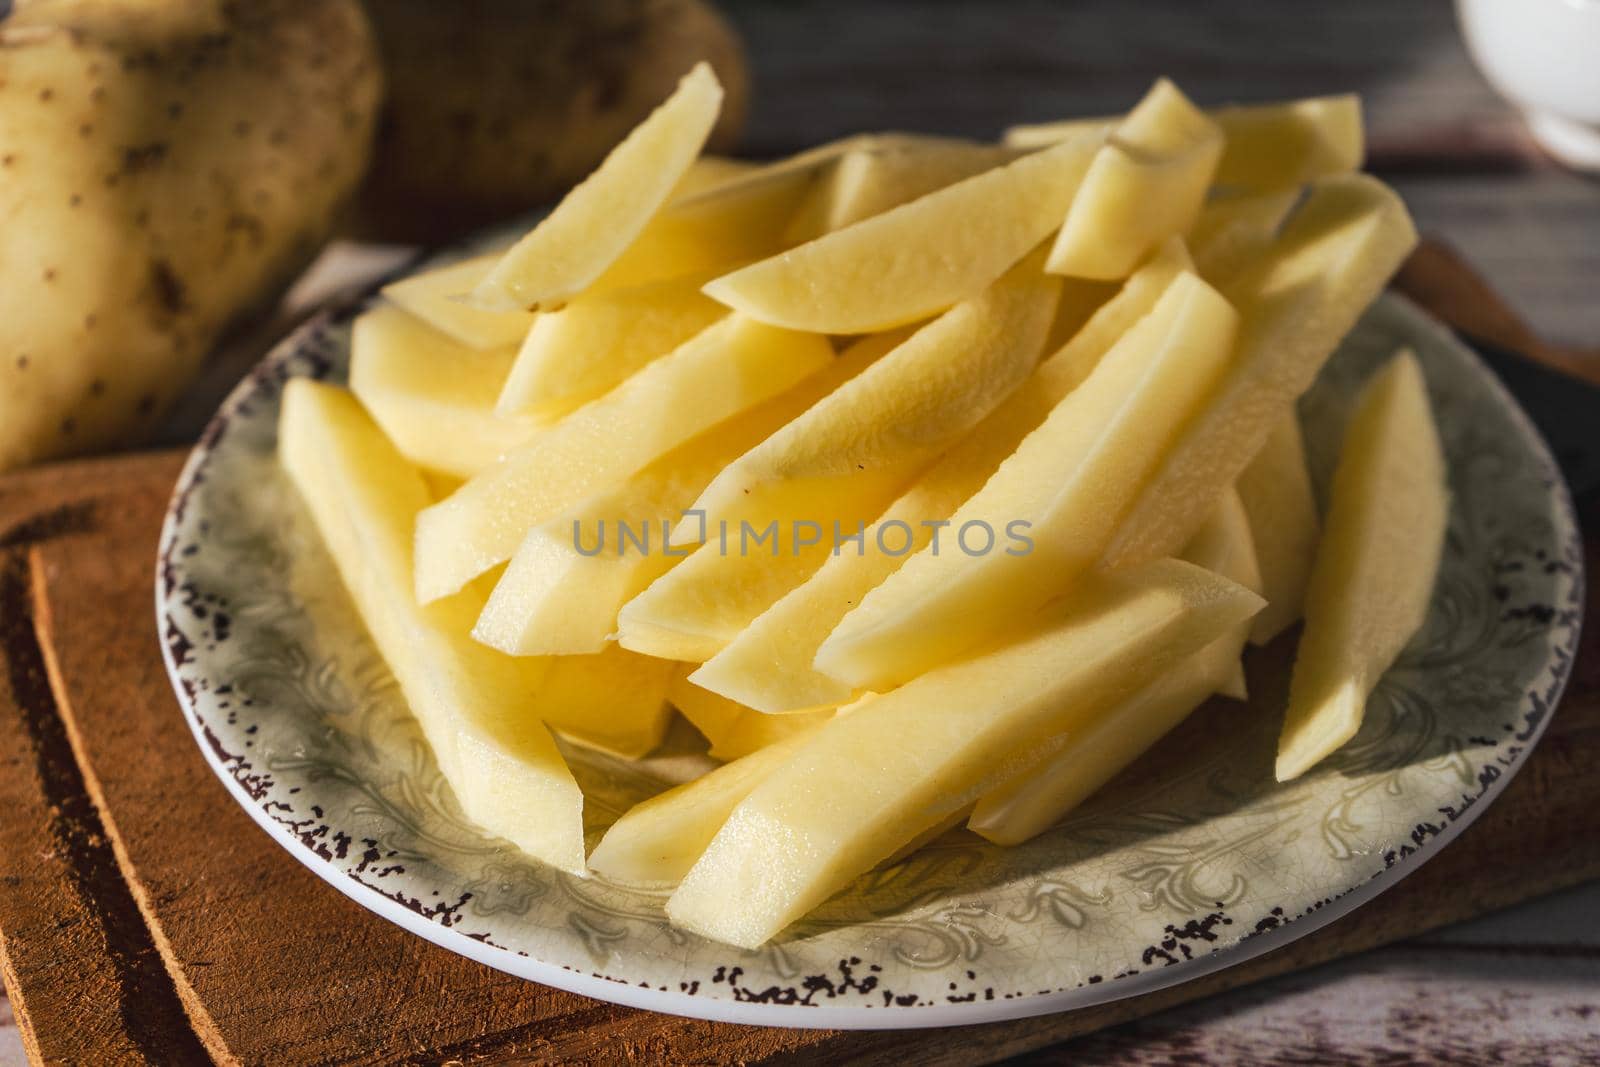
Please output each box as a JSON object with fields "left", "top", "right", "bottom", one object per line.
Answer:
{"left": 2, "top": 2, "right": 1595, "bottom": 1063}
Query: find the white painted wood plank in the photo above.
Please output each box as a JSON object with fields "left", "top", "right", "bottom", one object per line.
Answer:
{"left": 0, "top": 992, "right": 25, "bottom": 1067}
{"left": 1047, "top": 947, "right": 1600, "bottom": 1065}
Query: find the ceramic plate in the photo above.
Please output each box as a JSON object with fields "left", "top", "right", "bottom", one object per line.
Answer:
{"left": 157, "top": 232, "right": 1582, "bottom": 1029}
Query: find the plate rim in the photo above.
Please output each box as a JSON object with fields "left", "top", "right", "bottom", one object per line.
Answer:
{"left": 155, "top": 283, "right": 1585, "bottom": 1031}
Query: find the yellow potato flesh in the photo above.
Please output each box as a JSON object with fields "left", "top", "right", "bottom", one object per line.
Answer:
{"left": 667, "top": 559, "right": 1264, "bottom": 947}
{"left": 672, "top": 155, "right": 761, "bottom": 198}
{"left": 1006, "top": 93, "right": 1362, "bottom": 192}
{"left": 1042, "top": 237, "right": 1194, "bottom": 386}
{"left": 1184, "top": 487, "right": 1261, "bottom": 700}
{"left": 472, "top": 333, "right": 897, "bottom": 657}
{"left": 1238, "top": 413, "right": 1322, "bottom": 645}
{"left": 1277, "top": 350, "right": 1447, "bottom": 782}
{"left": 1047, "top": 79, "right": 1225, "bottom": 280}
{"left": 969, "top": 491, "right": 1259, "bottom": 845}
{"left": 1209, "top": 95, "right": 1364, "bottom": 189}
{"left": 711, "top": 706, "right": 835, "bottom": 763}
{"left": 1103, "top": 174, "right": 1418, "bottom": 571}
{"left": 689, "top": 244, "right": 1193, "bottom": 713}
{"left": 588, "top": 135, "right": 915, "bottom": 293}
{"left": 348, "top": 305, "right": 538, "bottom": 479}
{"left": 414, "top": 315, "right": 833, "bottom": 603}
{"left": 591, "top": 161, "right": 816, "bottom": 292}
{"left": 702, "top": 132, "right": 1099, "bottom": 333}
{"left": 616, "top": 537, "right": 845, "bottom": 663}
{"left": 472, "top": 63, "right": 723, "bottom": 310}
{"left": 665, "top": 668, "right": 838, "bottom": 758}
{"left": 380, "top": 252, "right": 535, "bottom": 350}
{"left": 1190, "top": 188, "right": 1302, "bottom": 286}
{"left": 532, "top": 645, "right": 675, "bottom": 760}
{"left": 668, "top": 670, "right": 833, "bottom": 761}
{"left": 496, "top": 274, "right": 727, "bottom": 419}
{"left": 689, "top": 251, "right": 1061, "bottom": 536}
{"left": 817, "top": 272, "right": 1239, "bottom": 691}
{"left": 278, "top": 380, "right": 585, "bottom": 875}
{"left": 784, "top": 138, "right": 1024, "bottom": 242}
{"left": 589, "top": 729, "right": 821, "bottom": 886}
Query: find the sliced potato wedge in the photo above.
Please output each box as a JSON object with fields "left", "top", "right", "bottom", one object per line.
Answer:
{"left": 1190, "top": 188, "right": 1302, "bottom": 286}
{"left": 616, "top": 537, "right": 841, "bottom": 663}
{"left": 279, "top": 380, "right": 585, "bottom": 875}
{"left": 1047, "top": 79, "right": 1224, "bottom": 280}
{"left": 590, "top": 728, "right": 821, "bottom": 885}
{"left": 1238, "top": 413, "right": 1321, "bottom": 644}
{"left": 667, "top": 559, "right": 1264, "bottom": 948}
{"left": 1182, "top": 487, "right": 1261, "bottom": 700}
{"left": 784, "top": 137, "right": 1024, "bottom": 242}
{"left": 1103, "top": 174, "right": 1417, "bottom": 570}
{"left": 472, "top": 63, "right": 723, "bottom": 310}
{"left": 688, "top": 250, "right": 1060, "bottom": 535}
{"left": 496, "top": 273, "right": 726, "bottom": 419}
{"left": 1277, "top": 350, "right": 1447, "bottom": 781}
{"left": 702, "top": 132, "right": 1099, "bottom": 332}
{"left": 472, "top": 332, "right": 897, "bottom": 657}
{"left": 414, "top": 315, "right": 833, "bottom": 603}
{"left": 535, "top": 646, "right": 676, "bottom": 760}
{"left": 689, "top": 243, "right": 1193, "bottom": 713}
{"left": 1006, "top": 93, "right": 1362, "bottom": 192}
{"left": 817, "top": 271, "right": 1239, "bottom": 690}
{"left": 969, "top": 491, "right": 1259, "bottom": 845}
{"left": 349, "top": 304, "right": 537, "bottom": 479}
{"left": 380, "top": 252, "right": 534, "bottom": 350}
{"left": 667, "top": 670, "right": 833, "bottom": 761}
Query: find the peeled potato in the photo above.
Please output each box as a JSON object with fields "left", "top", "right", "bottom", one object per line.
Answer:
{"left": 472, "top": 63, "right": 725, "bottom": 311}
{"left": 690, "top": 251, "right": 1061, "bottom": 533}
{"left": 667, "top": 671, "right": 832, "bottom": 762}
{"left": 0, "top": 0, "right": 381, "bottom": 471}
{"left": 589, "top": 727, "right": 821, "bottom": 886}
{"left": 1104, "top": 175, "right": 1418, "bottom": 570}
{"left": 1005, "top": 93, "right": 1362, "bottom": 192}
{"left": 1047, "top": 79, "right": 1224, "bottom": 280}
{"left": 474, "top": 333, "right": 892, "bottom": 657}
{"left": 969, "top": 490, "right": 1260, "bottom": 845}
{"left": 267, "top": 70, "right": 1429, "bottom": 946}
{"left": 690, "top": 243, "right": 1193, "bottom": 714}
{"left": 703, "top": 132, "right": 1099, "bottom": 333}
{"left": 817, "top": 272, "right": 1239, "bottom": 691}
{"left": 380, "top": 254, "right": 534, "bottom": 351}
{"left": 1277, "top": 351, "right": 1447, "bottom": 781}
{"left": 1238, "top": 413, "right": 1322, "bottom": 644}
{"left": 669, "top": 560, "right": 1263, "bottom": 948}
{"left": 348, "top": 305, "right": 538, "bottom": 479}
{"left": 414, "top": 315, "right": 832, "bottom": 603}
{"left": 279, "top": 380, "right": 586, "bottom": 875}
{"left": 784, "top": 137, "right": 1024, "bottom": 242}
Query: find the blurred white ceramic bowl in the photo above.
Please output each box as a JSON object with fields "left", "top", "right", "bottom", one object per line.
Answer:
{"left": 1456, "top": 0, "right": 1600, "bottom": 171}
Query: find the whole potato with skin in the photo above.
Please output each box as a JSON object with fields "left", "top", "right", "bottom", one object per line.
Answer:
{"left": 356, "top": 0, "right": 748, "bottom": 242}
{"left": 0, "top": 0, "right": 381, "bottom": 471}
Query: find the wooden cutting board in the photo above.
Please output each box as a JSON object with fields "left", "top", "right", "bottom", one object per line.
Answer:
{"left": 0, "top": 243, "right": 1596, "bottom": 1065}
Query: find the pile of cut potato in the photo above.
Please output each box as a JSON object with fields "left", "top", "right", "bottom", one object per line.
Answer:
{"left": 280, "top": 63, "right": 1449, "bottom": 948}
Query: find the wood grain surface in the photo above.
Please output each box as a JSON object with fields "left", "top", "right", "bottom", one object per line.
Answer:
{"left": 0, "top": 241, "right": 1593, "bottom": 1062}
{"left": 0, "top": 462, "right": 215, "bottom": 1066}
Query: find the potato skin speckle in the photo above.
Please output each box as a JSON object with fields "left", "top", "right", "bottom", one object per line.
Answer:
{"left": 353, "top": 0, "right": 747, "bottom": 242}
{"left": 0, "top": 0, "right": 382, "bottom": 470}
